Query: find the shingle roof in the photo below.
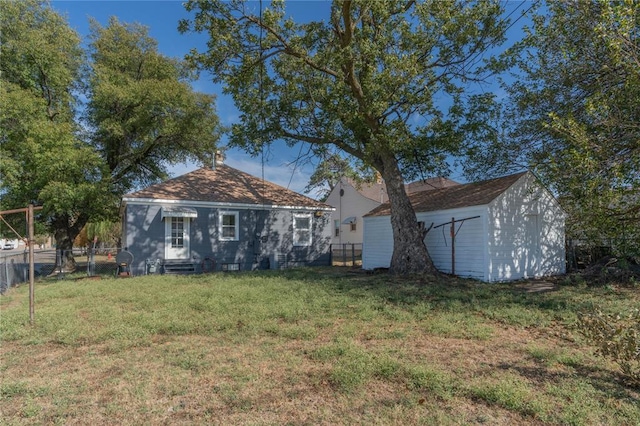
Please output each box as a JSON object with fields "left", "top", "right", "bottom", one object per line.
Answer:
{"left": 364, "top": 172, "right": 528, "bottom": 217}
{"left": 124, "top": 164, "right": 332, "bottom": 209}
{"left": 405, "top": 176, "right": 460, "bottom": 193}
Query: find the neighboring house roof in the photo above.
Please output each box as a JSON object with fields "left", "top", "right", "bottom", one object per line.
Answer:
{"left": 405, "top": 176, "right": 460, "bottom": 193}
{"left": 343, "top": 176, "right": 460, "bottom": 204}
{"left": 365, "top": 172, "right": 528, "bottom": 217}
{"left": 123, "top": 164, "right": 333, "bottom": 210}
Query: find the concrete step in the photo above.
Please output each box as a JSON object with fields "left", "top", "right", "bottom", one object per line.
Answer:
{"left": 162, "top": 262, "right": 196, "bottom": 274}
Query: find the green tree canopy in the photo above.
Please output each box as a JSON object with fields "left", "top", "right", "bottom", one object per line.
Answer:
{"left": 466, "top": 0, "right": 639, "bottom": 257}
{"left": 87, "top": 17, "right": 220, "bottom": 193}
{"left": 0, "top": 0, "right": 106, "bottom": 252}
{"left": 0, "top": 1, "right": 221, "bottom": 262}
{"left": 180, "top": 0, "right": 513, "bottom": 274}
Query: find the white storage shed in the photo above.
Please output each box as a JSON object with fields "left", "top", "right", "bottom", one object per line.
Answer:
{"left": 362, "top": 172, "right": 566, "bottom": 282}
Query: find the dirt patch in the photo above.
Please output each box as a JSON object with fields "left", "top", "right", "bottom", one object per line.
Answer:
{"left": 514, "top": 280, "right": 559, "bottom": 293}
{"left": 75, "top": 275, "right": 102, "bottom": 281}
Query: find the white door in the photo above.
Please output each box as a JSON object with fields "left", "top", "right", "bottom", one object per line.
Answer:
{"left": 165, "top": 217, "right": 190, "bottom": 259}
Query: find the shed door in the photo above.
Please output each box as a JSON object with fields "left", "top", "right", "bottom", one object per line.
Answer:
{"left": 165, "top": 217, "right": 190, "bottom": 260}
{"left": 524, "top": 214, "right": 539, "bottom": 277}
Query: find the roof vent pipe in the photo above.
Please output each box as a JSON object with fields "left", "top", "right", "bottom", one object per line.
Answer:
{"left": 213, "top": 150, "right": 224, "bottom": 169}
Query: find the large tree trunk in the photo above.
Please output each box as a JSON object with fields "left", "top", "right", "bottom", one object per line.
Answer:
{"left": 377, "top": 151, "right": 439, "bottom": 275}
{"left": 52, "top": 214, "right": 86, "bottom": 272}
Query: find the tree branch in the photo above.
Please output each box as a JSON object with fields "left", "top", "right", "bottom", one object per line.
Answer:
{"left": 244, "top": 14, "right": 339, "bottom": 78}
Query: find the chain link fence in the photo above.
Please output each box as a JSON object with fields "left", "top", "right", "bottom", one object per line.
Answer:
{"left": 1, "top": 248, "right": 123, "bottom": 294}
{"left": 330, "top": 243, "right": 362, "bottom": 267}
{"left": 1, "top": 244, "right": 363, "bottom": 293}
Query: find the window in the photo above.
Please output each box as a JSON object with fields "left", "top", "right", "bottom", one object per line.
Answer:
{"left": 334, "top": 220, "right": 340, "bottom": 237}
{"left": 170, "top": 217, "right": 185, "bottom": 248}
{"left": 293, "top": 213, "right": 312, "bottom": 246}
{"left": 350, "top": 222, "right": 357, "bottom": 232}
{"left": 219, "top": 211, "right": 239, "bottom": 241}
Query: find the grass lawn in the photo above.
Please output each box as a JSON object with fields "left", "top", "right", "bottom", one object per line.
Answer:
{"left": 1, "top": 268, "right": 638, "bottom": 425}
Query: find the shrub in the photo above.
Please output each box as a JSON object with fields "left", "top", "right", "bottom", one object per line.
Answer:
{"left": 577, "top": 308, "right": 640, "bottom": 385}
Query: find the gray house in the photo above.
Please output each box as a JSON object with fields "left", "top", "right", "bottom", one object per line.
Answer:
{"left": 120, "top": 161, "right": 334, "bottom": 275}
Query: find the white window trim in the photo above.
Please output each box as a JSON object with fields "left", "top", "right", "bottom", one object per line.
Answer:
{"left": 218, "top": 211, "right": 239, "bottom": 241}
{"left": 293, "top": 213, "right": 312, "bottom": 247}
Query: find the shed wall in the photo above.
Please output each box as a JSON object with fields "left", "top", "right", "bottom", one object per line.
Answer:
{"left": 486, "top": 174, "right": 565, "bottom": 281}
{"left": 420, "top": 207, "right": 487, "bottom": 280}
{"left": 363, "top": 206, "right": 488, "bottom": 280}
{"left": 361, "top": 216, "right": 393, "bottom": 269}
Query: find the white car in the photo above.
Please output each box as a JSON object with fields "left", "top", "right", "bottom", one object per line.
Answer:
{"left": 2, "top": 242, "right": 15, "bottom": 250}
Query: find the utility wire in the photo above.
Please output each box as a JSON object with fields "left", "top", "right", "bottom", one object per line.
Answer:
{"left": 258, "top": 0, "right": 266, "bottom": 206}
{"left": 287, "top": 142, "right": 305, "bottom": 190}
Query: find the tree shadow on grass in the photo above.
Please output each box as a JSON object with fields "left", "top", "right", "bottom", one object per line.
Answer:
{"left": 495, "top": 360, "right": 640, "bottom": 404}
{"left": 280, "top": 268, "right": 595, "bottom": 317}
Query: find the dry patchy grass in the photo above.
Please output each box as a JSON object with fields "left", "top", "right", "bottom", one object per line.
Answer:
{"left": 0, "top": 268, "right": 638, "bottom": 425}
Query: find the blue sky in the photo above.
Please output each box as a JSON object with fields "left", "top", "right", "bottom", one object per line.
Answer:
{"left": 51, "top": 0, "right": 331, "bottom": 196}
{"left": 51, "top": 1, "right": 530, "bottom": 196}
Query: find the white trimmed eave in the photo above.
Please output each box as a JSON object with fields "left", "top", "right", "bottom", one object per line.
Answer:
{"left": 121, "top": 197, "right": 335, "bottom": 212}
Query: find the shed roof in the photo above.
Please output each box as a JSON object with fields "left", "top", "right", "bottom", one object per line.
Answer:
{"left": 123, "top": 164, "right": 332, "bottom": 210}
{"left": 364, "top": 172, "right": 528, "bottom": 217}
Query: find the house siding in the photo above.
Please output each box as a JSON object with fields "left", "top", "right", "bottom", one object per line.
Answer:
{"left": 326, "top": 181, "right": 381, "bottom": 245}
{"left": 123, "top": 203, "right": 332, "bottom": 275}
